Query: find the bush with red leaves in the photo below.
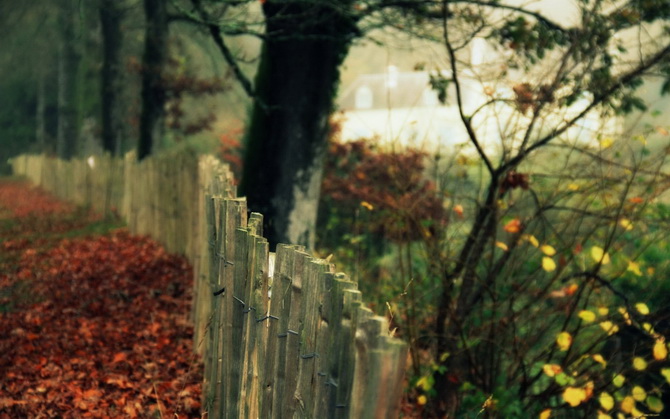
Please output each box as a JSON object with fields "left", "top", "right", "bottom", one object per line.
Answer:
{"left": 320, "top": 139, "right": 446, "bottom": 243}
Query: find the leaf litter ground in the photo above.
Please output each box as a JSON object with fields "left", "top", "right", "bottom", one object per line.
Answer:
{"left": 0, "top": 179, "right": 202, "bottom": 418}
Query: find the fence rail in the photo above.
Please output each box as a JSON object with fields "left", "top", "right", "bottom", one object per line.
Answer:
{"left": 10, "top": 152, "right": 407, "bottom": 418}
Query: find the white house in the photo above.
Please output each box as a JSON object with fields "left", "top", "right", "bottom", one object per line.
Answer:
{"left": 337, "top": 40, "right": 621, "bottom": 156}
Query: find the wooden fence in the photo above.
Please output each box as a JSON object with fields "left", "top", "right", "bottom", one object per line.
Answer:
{"left": 10, "top": 152, "right": 408, "bottom": 418}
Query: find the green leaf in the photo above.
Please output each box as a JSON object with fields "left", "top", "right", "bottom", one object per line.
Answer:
{"left": 555, "top": 372, "right": 571, "bottom": 386}
{"left": 647, "top": 396, "right": 664, "bottom": 413}
{"left": 660, "top": 368, "right": 670, "bottom": 384}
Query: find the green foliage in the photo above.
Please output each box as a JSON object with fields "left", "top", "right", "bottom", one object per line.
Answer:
{"left": 494, "top": 17, "right": 568, "bottom": 62}
{"left": 318, "top": 126, "right": 670, "bottom": 416}
{"left": 0, "top": 79, "right": 40, "bottom": 174}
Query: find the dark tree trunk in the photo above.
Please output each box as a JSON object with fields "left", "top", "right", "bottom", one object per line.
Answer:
{"left": 100, "top": 0, "right": 124, "bottom": 156}
{"left": 36, "top": 69, "right": 46, "bottom": 151}
{"left": 240, "top": 1, "right": 358, "bottom": 250}
{"left": 57, "top": 0, "right": 80, "bottom": 160}
{"left": 138, "top": 0, "right": 168, "bottom": 161}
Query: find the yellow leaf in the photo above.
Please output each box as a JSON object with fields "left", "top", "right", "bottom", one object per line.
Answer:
{"left": 542, "top": 364, "right": 562, "bottom": 377}
{"left": 632, "top": 386, "right": 647, "bottom": 402}
{"left": 481, "top": 395, "right": 494, "bottom": 410}
{"left": 599, "top": 392, "right": 614, "bottom": 411}
{"left": 417, "top": 395, "right": 427, "bottom": 405}
{"left": 600, "top": 321, "right": 619, "bottom": 335}
{"left": 619, "top": 218, "right": 633, "bottom": 231}
{"left": 556, "top": 331, "right": 572, "bottom": 351}
{"left": 522, "top": 234, "right": 539, "bottom": 247}
{"left": 633, "top": 357, "right": 647, "bottom": 371}
{"left": 627, "top": 261, "right": 642, "bottom": 276}
{"left": 636, "top": 303, "right": 650, "bottom": 315}
{"left": 568, "top": 183, "right": 580, "bottom": 191}
{"left": 599, "top": 137, "right": 614, "bottom": 148}
{"left": 596, "top": 412, "right": 611, "bottom": 419}
{"left": 619, "top": 307, "right": 632, "bottom": 325}
{"left": 597, "top": 306, "right": 609, "bottom": 316}
{"left": 542, "top": 257, "right": 557, "bottom": 272}
{"left": 453, "top": 204, "right": 464, "bottom": 217}
{"left": 578, "top": 310, "right": 596, "bottom": 323}
{"left": 591, "top": 246, "right": 610, "bottom": 264}
{"left": 563, "top": 386, "right": 586, "bottom": 407}
{"left": 541, "top": 244, "right": 556, "bottom": 256}
{"left": 496, "top": 241, "right": 509, "bottom": 251}
{"left": 416, "top": 376, "right": 432, "bottom": 391}
{"left": 621, "top": 396, "right": 635, "bottom": 414}
{"left": 592, "top": 354, "right": 607, "bottom": 367}
{"left": 360, "top": 201, "right": 374, "bottom": 211}
{"left": 539, "top": 408, "right": 551, "bottom": 419}
{"left": 612, "top": 374, "right": 625, "bottom": 387}
{"left": 584, "top": 381, "right": 594, "bottom": 401}
{"left": 654, "top": 339, "right": 668, "bottom": 361}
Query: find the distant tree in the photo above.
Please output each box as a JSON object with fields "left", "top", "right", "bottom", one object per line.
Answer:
{"left": 56, "top": 0, "right": 81, "bottom": 159}
{"left": 100, "top": 0, "right": 125, "bottom": 155}
{"left": 138, "top": 0, "right": 169, "bottom": 160}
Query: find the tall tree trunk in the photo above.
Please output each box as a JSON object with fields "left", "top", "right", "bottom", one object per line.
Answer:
{"left": 36, "top": 69, "right": 46, "bottom": 151}
{"left": 137, "top": 0, "right": 168, "bottom": 161}
{"left": 100, "top": 0, "right": 124, "bottom": 156}
{"left": 57, "top": 0, "right": 80, "bottom": 160}
{"left": 240, "top": 1, "right": 358, "bottom": 250}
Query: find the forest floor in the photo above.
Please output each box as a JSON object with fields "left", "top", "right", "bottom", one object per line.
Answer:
{"left": 0, "top": 178, "right": 203, "bottom": 418}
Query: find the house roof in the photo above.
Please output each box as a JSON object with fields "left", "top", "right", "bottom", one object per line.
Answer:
{"left": 338, "top": 70, "right": 446, "bottom": 111}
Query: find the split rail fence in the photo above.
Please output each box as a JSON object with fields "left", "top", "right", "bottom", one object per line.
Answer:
{"left": 10, "top": 152, "right": 408, "bottom": 418}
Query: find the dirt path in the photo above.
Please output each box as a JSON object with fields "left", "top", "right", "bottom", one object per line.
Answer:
{"left": 0, "top": 179, "right": 202, "bottom": 418}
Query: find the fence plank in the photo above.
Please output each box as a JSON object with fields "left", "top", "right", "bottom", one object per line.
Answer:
{"left": 239, "top": 230, "right": 268, "bottom": 418}
{"left": 293, "top": 258, "right": 329, "bottom": 416}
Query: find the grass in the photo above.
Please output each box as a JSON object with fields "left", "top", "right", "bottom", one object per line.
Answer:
{"left": 0, "top": 181, "right": 126, "bottom": 313}
{"left": 0, "top": 280, "right": 40, "bottom": 313}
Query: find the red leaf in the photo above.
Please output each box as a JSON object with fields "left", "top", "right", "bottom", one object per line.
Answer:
{"left": 112, "top": 352, "right": 127, "bottom": 363}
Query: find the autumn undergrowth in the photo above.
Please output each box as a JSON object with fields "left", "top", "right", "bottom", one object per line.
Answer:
{"left": 317, "top": 136, "right": 670, "bottom": 418}
{"left": 0, "top": 178, "right": 202, "bottom": 418}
